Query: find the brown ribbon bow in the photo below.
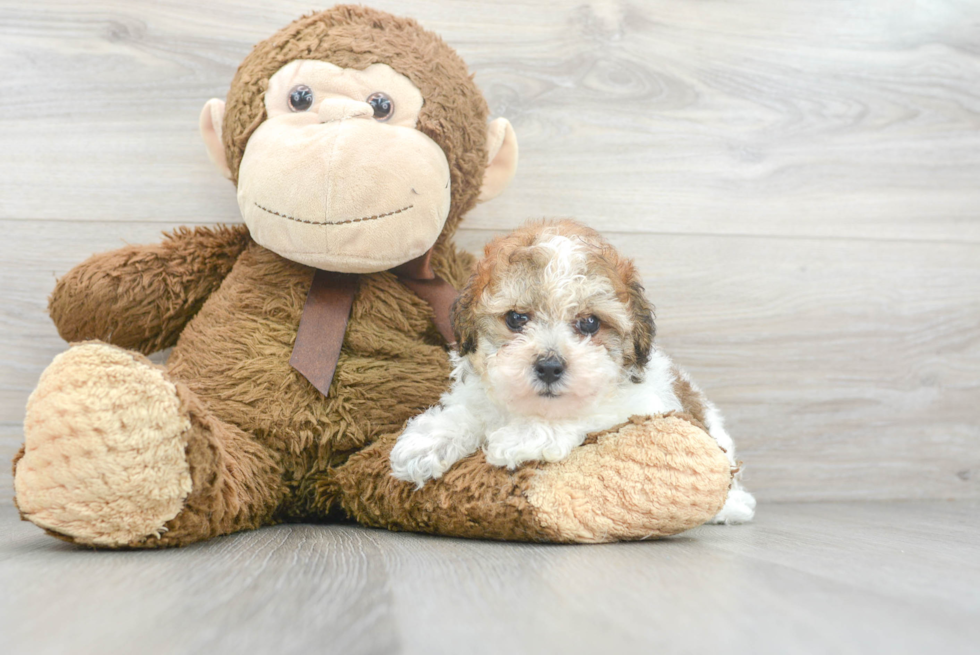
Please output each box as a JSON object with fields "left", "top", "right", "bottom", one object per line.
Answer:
{"left": 289, "top": 249, "right": 459, "bottom": 397}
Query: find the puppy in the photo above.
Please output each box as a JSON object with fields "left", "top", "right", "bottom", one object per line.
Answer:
{"left": 390, "top": 219, "right": 755, "bottom": 523}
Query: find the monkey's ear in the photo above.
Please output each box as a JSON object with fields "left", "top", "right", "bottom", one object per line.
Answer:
{"left": 477, "top": 118, "right": 519, "bottom": 203}
{"left": 199, "top": 98, "right": 233, "bottom": 180}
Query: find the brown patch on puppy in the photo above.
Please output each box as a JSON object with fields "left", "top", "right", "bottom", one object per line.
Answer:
{"left": 671, "top": 369, "right": 708, "bottom": 426}
{"left": 615, "top": 258, "right": 656, "bottom": 380}
{"left": 450, "top": 284, "right": 479, "bottom": 356}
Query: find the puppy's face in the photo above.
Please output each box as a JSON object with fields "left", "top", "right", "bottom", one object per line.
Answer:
{"left": 452, "top": 220, "right": 655, "bottom": 420}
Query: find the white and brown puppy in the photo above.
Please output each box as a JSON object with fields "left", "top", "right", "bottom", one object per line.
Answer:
{"left": 390, "top": 219, "right": 755, "bottom": 523}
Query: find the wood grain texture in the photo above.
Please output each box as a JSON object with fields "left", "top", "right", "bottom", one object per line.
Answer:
{"left": 1, "top": 0, "right": 978, "bottom": 240}
{"left": 1, "top": 501, "right": 978, "bottom": 655}
{"left": 1, "top": 0, "right": 979, "bottom": 503}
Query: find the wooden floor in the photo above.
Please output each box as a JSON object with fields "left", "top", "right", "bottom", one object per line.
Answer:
{"left": 0, "top": 501, "right": 977, "bottom": 655}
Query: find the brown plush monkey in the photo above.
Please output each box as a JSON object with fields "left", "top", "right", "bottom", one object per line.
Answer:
{"left": 12, "top": 6, "right": 732, "bottom": 548}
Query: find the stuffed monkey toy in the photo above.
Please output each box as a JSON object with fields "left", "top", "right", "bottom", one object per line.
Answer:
{"left": 12, "top": 6, "right": 732, "bottom": 548}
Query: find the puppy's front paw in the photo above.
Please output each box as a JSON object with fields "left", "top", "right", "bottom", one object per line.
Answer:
{"left": 483, "top": 425, "right": 527, "bottom": 469}
{"left": 483, "top": 445, "right": 521, "bottom": 470}
{"left": 483, "top": 424, "right": 578, "bottom": 470}
{"left": 390, "top": 450, "right": 449, "bottom": 488}
{"left": 390, "top": 431, "right": 452, "bottom": 488}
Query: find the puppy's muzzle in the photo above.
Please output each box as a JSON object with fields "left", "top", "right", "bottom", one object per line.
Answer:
{"left": 534, "top": 355, "right": 566, "bottom": 385}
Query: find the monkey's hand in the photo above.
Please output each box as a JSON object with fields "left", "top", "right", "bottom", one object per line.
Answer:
{"left": 49, "top": 224, "right": 250, "bottom": 354}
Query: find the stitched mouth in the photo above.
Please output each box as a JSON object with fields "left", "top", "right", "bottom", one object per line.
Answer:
{"left": 254, "top": 202, "right": 414, "bottom": 226}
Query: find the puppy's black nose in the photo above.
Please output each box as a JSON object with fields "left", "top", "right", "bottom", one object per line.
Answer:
{"left": 534, "top": 356, "right": 565, "bottom": 384}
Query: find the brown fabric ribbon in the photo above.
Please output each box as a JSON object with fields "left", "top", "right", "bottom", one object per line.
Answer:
{"left": 390, "top": 249, "right": 458, "bottom": 347}
{"left": 289, "top": 249, "right": 458, "bottom": 397}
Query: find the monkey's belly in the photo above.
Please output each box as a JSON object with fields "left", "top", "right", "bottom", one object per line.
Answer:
{"left": 167, "top": 243, "right": 451, "bottom": 462}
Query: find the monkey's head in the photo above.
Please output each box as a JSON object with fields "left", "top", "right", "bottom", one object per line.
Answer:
{"left": 199, "top": 6, "right": 518, "bottom": 273}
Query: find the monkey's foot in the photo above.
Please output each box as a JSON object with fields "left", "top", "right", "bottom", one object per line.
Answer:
{"left": 14, "top": 343, "right": 193, "bottom": 547}
{"left": 522, "top": 414, "right": 732, "bottom": 542}
{"left": 333, "top": 414, "right": 732, "bottom": 543}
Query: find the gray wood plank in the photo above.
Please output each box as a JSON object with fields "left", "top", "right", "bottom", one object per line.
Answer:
{"left": 0, "top": 501, "right": 977, "bottom": 655}
{"left": 0, "top": 425, "right": 20, "bottom": 505}
{"left": 3, "top": 221, "right": 977, "bottom": 502}
{"left": 1, "top": 0, "right": 978, "bottom": 242}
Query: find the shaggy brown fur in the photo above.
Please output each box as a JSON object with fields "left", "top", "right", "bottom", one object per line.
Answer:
{"left": 13, "top": 7, "right": 732, "bottom": 547}
{"left": 330, "top": 433, "right": 551, "bottom": 542}
{"left": 50, "top": 225, "right": 251, "bottom": 354}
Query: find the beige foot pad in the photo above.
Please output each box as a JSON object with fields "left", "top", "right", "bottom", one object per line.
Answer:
{"left": 14, "top": 343, "right": 193, "bottom": 547}
{"left": 525, "top": 414, "right": 732, "bottom": 543}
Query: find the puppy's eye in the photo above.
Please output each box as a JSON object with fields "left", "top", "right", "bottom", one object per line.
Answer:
{"left": 576, "top": 315, "right": 600, "bottom": 336}
{"left": 505, "top": 311, "right": 529, "bottom": 332}
{"left": 288, "top": 85, "right": 314, "bottom": 112}
{"left": 366, "top": 92, "right": 394, "bottom": 121}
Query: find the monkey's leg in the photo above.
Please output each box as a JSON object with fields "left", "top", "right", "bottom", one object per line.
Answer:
{"left": 13, "top": 343, "right": 282, "bottom": 548}
{"left": 330, "top": 414, "right": 733, "bottom": 543}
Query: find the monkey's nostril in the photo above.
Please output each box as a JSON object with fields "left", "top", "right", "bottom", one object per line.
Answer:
{"left": 534, "top": 356, "right": 565, "bottom": 384}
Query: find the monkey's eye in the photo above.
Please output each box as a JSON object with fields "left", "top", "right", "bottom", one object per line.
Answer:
{"left": 505, "top": 311, "right": 530, "bottom": 332}
{"left": 366, "top": 92, "right": 394, "bottom": 121}
{"left": 288, "top": 85, "right": 314, "bottom": 112}
{"left": 576, "top": 315, "right": 601, "bottom": 336}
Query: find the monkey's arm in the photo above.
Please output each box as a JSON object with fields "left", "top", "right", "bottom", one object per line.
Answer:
{"left": 49, "top": 224, "right": 251, "bottom": 354}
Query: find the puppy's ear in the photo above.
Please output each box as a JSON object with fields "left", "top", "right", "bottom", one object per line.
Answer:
{"left": 619, "top": 260, "right": 656, "bottom": 380}
{"left": 450, "top": 280, "right": 479, "bottom": 355}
